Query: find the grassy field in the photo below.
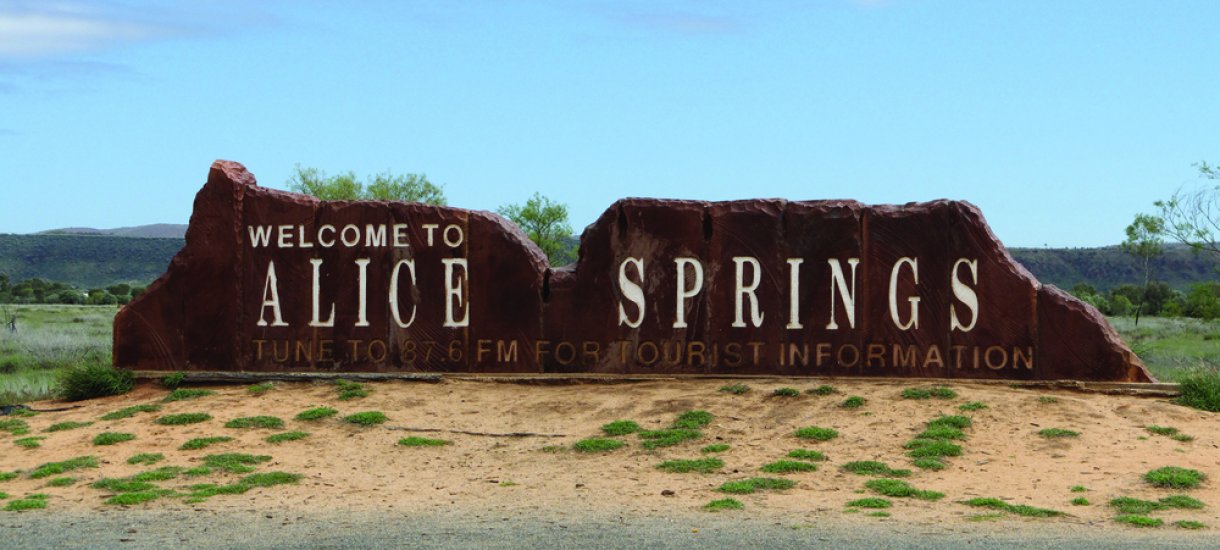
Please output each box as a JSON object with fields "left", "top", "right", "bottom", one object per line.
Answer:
{"left": 0, "top": 306, "right": 1215, "bottom": 404}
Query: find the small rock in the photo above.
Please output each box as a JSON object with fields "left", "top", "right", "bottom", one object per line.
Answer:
{"left": 661, "top": 490, "right": 675, "bottom": 497}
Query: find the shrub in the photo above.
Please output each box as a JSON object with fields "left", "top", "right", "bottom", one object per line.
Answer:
{"left": 163, "top": 388, "right": 215, "bottom": 402}
{"left": 295, "top": 407, "right": 338, "bottom": 421}
{"left": 601, "top": 420, "right": 641, "bottom": 436}
{"left": 656, "top": 458, "right": 724, "bottom": 473}
{"left": 794, "top": 426, "right": 838, "bottom": 441}
{"left": 1175, "top": 369, "right": 1220, "bottom": 412}
{"left": 807, "top": 385, "right": 836, "bottom": 395}
{"left": 772, "top": 387, "right": 800, "bottom": 397}
{"left": 155, "top": 413, "right": 212, "bottom": 425}
{"left": 842, "top": 461, "right": 910, "bottom": 477}
{"left": 840, "top": 396, "right": 866, "bottom": 409}
{"left": 760, "top": 460, "right": 816, "bottom": 474}
{"left": 1144, "top": 466, "right": 1205, "bottom": 489}
{"left": 573, "top": 437, "right": 624, "bottom": 453}
{"left": 58, "top": 363, "right": 134, "bottom": 401}
{"left": 718, "top": 384, "right": 749, "bottom": 395}
{"left": 161, "top": 372, "right": 186, "bottom": 389}
{"left": 704, "top": 498, "right": 744, "bottom": 511}
{"left": 343, "top": 411, "right": 387, "bottom": 426}
{"left": 225, "top": 416, "right": 285, "bottom": 429}
{"left": 716, "top": 477, "right": 795, "bottom": 494}
{"left": 673, "top": 410, "right": 714, "bottom": 429}
{"left": 398, "top": 437, "right": 450, "bottom": 447}
{"left": 638, "top": 428, "right": 701, "bottom": 449}
{"left": 91, "top": 432, "right": 136, "bottom": 446}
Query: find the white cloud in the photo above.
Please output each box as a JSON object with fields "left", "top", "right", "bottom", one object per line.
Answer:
{"left": 0, "top": 4, "right": 176, "bottom": 59}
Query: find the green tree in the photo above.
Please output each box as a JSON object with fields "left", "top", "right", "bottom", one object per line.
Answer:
{"left": 1122, "top": 214, "right": 1164, "bottom": 325}
{"left": 497, "top": 192, "right": 575, "bottom": 265}
{"left": 1156, "top": 161, "right": 1219, "bottom": 257}
{"left": 287, "top": 165, "right": 446, "bottom": 204}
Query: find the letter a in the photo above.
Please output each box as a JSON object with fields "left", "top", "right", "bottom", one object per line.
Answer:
{"left": 257, "top": 261, "right": 287, "bottom": 327}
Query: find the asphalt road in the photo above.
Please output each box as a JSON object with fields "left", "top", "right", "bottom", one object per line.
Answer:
{"left": 1, "top": 508, "right": 1214, "bottom": 549}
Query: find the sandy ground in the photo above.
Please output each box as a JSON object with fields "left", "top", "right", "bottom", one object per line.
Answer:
{"left": 1, "top": 377, "right": 1217, "bottom": 537}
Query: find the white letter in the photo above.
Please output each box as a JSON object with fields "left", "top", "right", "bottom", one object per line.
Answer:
{"left": 277, "top": 225, "right": 293, "bottom": 248}
{"left": 443, "top": 224, "right": 464, "bottom": 247}
{"left": 950, "top": 258, "right": 979, "bottom": 332}
{"left": 297, "top": 225, "right": 313, "bottom": 248}
{"left": 443, "top": 258, "right": 469, "bottom": 327}
{"left": 393, "top": 224, "right": 409, "bottom": 247}
{"left": 786, "top": 259, "right": 803, "bottom": 329}
{"left": 364, "top": 225, "right": 386, "bottom": 248}
{"left": 257, "top": 261, "right": 287, "bottom": 326}
{"left": 340, "top": 225, "right": 360, "bottom": 247}
{"left": 389, "top": 259, "right": 417, "bottom": 328}
{"left": 422, "top": 224, "right": 439, "bottom": 246}
{"left": 247, "top": 225, "right": 273, "bottom": 248}
{"left": 673, "top": 257, "right": 704, "bottom": 329}
{"left": 318, "top": 225, "right": 336, "bottom": 248}
{"left": 354, "top": 258, "right": 370, "bottom": 327}
{"left": 617, "top": 257, "right": 645, "bottom": 328}
{"left": 826, "top": 258, "right": 859, "bottom": 330}
{"left": 889, "top": 257, "right": 920, "bottom": 330}
{"left": 732, "top": 256, "right": 764, "bottom": 328}
{"left": 309, "top": 258, "right": 335, "bottom": 327}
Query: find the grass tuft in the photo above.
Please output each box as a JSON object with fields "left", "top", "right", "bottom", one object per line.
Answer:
{"left": 30, "top": 456, "right": 98, "bottom": 479}
{"left": 247, "top": 382, "right": 275, "bottom": 396}
{"left": 127, "top": 453, "right": 164, "bottom": 465}
{"left": 398, "top": 436, "right": 451, "bottom": 447}
{"left": 45, "top": 477, "right": 76, "bottom": 487}
{"left": 573, "top": 437, "right": 625, "bottom": 453}
{"left": 794, "top": 426, "right": 838, "bottom": 441}
{"left": 1038, "top": 428, "right": 1080, "bottom": 439}
{"left": 266, "top": 431, "right": 310, "bottom": 444}
{"left": 44, "top": 421, "right": 92, "bottom": 432}
{"left": 14, "top": 436, "right": 45, "bottom": 448}
{"left": 840, "top": 396, "right": 866, "bottom": 409}
{"left": 1071, "top": 497, "right": 1090, "bottom": 506}
{"left": 105, "top": 491, "right": 170, "bottom": 506}
{"left": 1070, "top": 485, "right": 1087, "bottom": 493}
{"left": 716, "top": 477, "right": 796, "bottom": 494}
{"left": 656, "top": 458, "right": 724, "bottom": 473}
{"left": 1144, "top": 466, "right": 1205, "bottom": 489}
{"left": 343, "top": 411, "right": 387, "bottom": 426}
{"left": 91, "top": 432, "right": 136, "bottom": 446}
{"left": 913, "top": 457, "right": 946, "bottom": 470}
{"left": 91, "top": 478, "right": 156, "bottom": 493}
{"left": 760, "top": 460, "right": 817, "bottom": 474}
{"left": 335, "top": 379, "right": 369, "bottom": 401}
{"left": 926, "top": 415, "right": 972, "bottom": 429}
{"left": 179, "top": 436, "right": 233, "bottom": 451}
{"left": 225, "top": 416, "right": 285, "bottom": 429}
{"left": 638, "top": 428, "right": 702, "bottom": 449}
{"left": 155, "top": 413, "right": 212, "bottom": 426}
{"left": 958, "top": 401, "right": 987, "bottom": 411}
{"left": 918, "top": 426, "right": 965, "bottom": 440}
{"left": 161, "top": 372, "right": 186, "bottom": 389}
{"left": 865, "top": 479, "right": 944, "bottom": 501}
{"left": 701, "top": 444, "right": 730, "bottom": 454}
{"left": 57, "top": 363, "right": 134, "bottom": 402}
{"left": 905, "top": 439, "right": 962, "bottom": 458}
{"left": 1174, "top": 369, "right": 1220, "bottom": 412}
{"left": 842, "top": 461, "right": 911, "bottom": 478}
{"left": 241, "top": 471, "right": 303, "bottom": 487}
{"left": 4, "top": 497, "right": 48, "bottom": 511}
{"left": 600, "top": 420, "right": 641, "bottom": 436}
{"left": 847, "top": 497, "right": 891, "bottom": 509}
{"left": 1158, "top": 494, "right": 1206, "bottom": 509}
{"left": 1176, "top": 520, "right": 1206, "bottom": 530}
{"left": 295, "top": 407, "right": 339, "bottom": 421}
{"left": 718, "top": 384, "right": 750, "bottom": 395}
{"left": 704, "top": 498, "right": 744, "bottom": 511}
{"left": 1114, "top": 515, "right": 1163, "bottom": 527}
{"left": 132, "top": 466, "right": 184, "bottom": 482}
{"left": 673, "top": 410, "right": 714, "bottom": 429}
{"left": 786, "top": 449, "right": 826, "bottom": 462}
{"left": 100, "top": 404, "right": 161, "bottom": 421}
{"left": 162, "top": 388, "right": 215, "bottom": 402}
{"left": 962, "top": 497, "right": 1064, "bottom": 517}
{"left": 772, "top": 387, "right": 800, "bottom": 397}
{"left": 202, "top": 453, "right": 271, "bottom": 474}
{"left": 1110, "top": 496, "right": 1163, "bottom": 514}
{"left": 0, "top": 418, "right": 29, "bottom": 435}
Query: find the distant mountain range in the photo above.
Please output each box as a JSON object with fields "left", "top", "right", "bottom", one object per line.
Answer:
{"left": 1, "top": 225, "right": 1217, "bottom": 291}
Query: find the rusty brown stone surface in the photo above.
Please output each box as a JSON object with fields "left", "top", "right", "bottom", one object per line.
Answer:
{"left": 115, "top": 160, "right": 1153, "bottom": 382}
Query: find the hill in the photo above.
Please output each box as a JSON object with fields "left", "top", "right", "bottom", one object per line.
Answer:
{"left": 0, "top": 234, "right": 183, "bottom": 289}
{"left": 39, "top": 224, "right": 187, "bottom": 239}
{"left": 1008, "top": 244, "right": 1219, "bottom": 291}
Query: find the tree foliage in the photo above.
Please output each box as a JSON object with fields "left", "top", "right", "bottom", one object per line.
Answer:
{"left": 1156, "top": 162, "right": 1219, "bottom": 257}
{"left": 287, "top": 166, "right": 446, "bottom": 205}
{"left": 1122, "top": 214, "right": 1165, "bottom": 325}
{"left": 497, "top": 192, "right": 575, "bottom": 265}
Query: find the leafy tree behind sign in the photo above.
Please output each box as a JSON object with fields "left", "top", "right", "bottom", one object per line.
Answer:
{"left": 287, "top": 165, "right": 447, "bottom": 205}
{"left": 1156, "top": 162, "right": 1219, "bottom": 257}
{"left": 1122, "top": 214, "right": 1165, "bottom": 325}
{"left": 497, "top": 192, "right": 575, "bottom": 266}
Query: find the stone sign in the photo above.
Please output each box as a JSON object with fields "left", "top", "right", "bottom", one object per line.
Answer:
{"left": 114, "top": 160, "right": 1153, "bottom": 382}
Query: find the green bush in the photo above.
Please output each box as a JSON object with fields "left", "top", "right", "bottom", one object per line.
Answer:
{"left": 601, "top": 420, "right": 641, "bottom": 436}
{"left": 760, "top": 460, "right": 816, "bottom": 474}
{"left": 840, "top": 396, "right": 866, "bottom": 409}
{"left": 1144, "top": 466, "right": 1206, "bottom": 489}
{"left": 1175, "top": 369, "right": 1220, "bottom": 412}
{"left": 91, "top": 432, "right": 135, "bottom": 446}
{"left": 162, "top": 388, "right": 215, "bottom": 402}
{"left": 704, "top": 498, "right": 744, "bottom": 511}
{"left": 161, "top": 372, "right": 186, "bottom": 389}
{"left": 772, "top": 387, "right": 800, "bottom": 397}
{"left": 718, "top": 384, "right": 750, "bottom": 395}
{"left": 57, "top": 363, "right": 133, "bottom": 401}
{"left": 295, "top": 407, "right": 338, "bottom": 421}
{"left": 794, "top": 426, "right": 838, "bottom": 441}
{"left": 673, "top": 410, "right": 714, "bottom": 429}
{"left": 573, "top": 437, "right": 624, "bottom": 453}
{"left": 343, "top": 411, "right": 387, "bottom": 426}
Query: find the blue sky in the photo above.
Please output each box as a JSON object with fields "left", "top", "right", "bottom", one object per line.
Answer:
{"left": 1, "top": 1, "right": 1217, "bottom": 247}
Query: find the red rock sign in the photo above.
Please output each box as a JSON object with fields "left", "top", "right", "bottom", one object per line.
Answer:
{"left": 114, "top": 160, "right": 1153, "bottom": 382}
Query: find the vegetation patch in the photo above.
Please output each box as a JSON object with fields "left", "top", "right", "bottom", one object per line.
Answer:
{"left": 57, "top": 363, "right": 134, "bottom": 401}
{"left": 958, "top": 401, "right": 987, "bottom": 411}
{"left": 101, "top": 404, "right": 161, "bottom": 421}
{"left": 92, "top": 432, "right": 136, "bottom": 445}
{"left": 1071, "top": 497, "right": 1090, "bottom": 506}
{"left": 1038, "top": 428, "right": 1080, "bottom": 439}
{"left": 772, "top": 387, "right": 800, "bottom": 397}
{"left": 162, "top": 388, "right": 215, "bottom": 402}
{"left": 105, "top": 491, "right": 171, "bottom": 506}
{"left": 1174, "top": 369, "right": 1220, "bottom": 412}
{"left": 786, "top": 449, "right": 826, "bottom": 462}
{"left": 0, "top": 471, "right": 19, "bottom": 482}
{"left": 161, "top": 372, "right": 186, "bottom": 389}
{"left": 912, "top": 457, "right": 945, "bottom": 470}
{"left": 4, "top": 496, "right": 48, "bottom": 511}
{"left": 155, "top": 413, "right": 212, "bottom": 426}
{"left": 398, "top": 437, "right": 451, "bottom": 447}
{"left": 573, "top": 437, "right": 625, "bottom": 453}
{"left": 179, "top": 436, "right": 233, "bottom": 451}
{"left": 842, "top": 461, "right": 910, "bottom": 478}
{"left": 794, "top": 426, "right": 838, "bottom": 441}
{"left": 840, "top": 396, "right": 866, "bottom": 409}
{"left": 1144, "top": 466, "right": 1205, "bottom": 489}
{"left": 247, "top": 382, "right": 275, "bottom": 396}
{"left": 202, "top": 453, "right": 271, "bottom": 474}
{"left": 701, "top": 444, "right": 730, "bottom": 454}
{"left": 905, "top": 439, "right": 962, "bottom": 458}
{"left": 961, "top": 497, "right": 1064, "bottom": 517}
{"left": 1114, "top": 515, "right": 1163, "bottom": 528}
{"left": 14, "top": 436, "right": 44, "bottom": 448}
{"left": 704, "top": 498, "right": 744, "bottom": 511}
{"left": 656, "top": 458, "right": 724, "bottom": 473}
{"left": 864, "top": 479, "right": 944, "bottom": 501}
{"left": 718, "top": 384, "right": 749, "bottom": 395}
{"left": 716, "top": 477, "right": 796, "bottom": 495}
{"left": 1145, "top": 425, "right": 1195, "bottom": 442}
{"left": 638, "top": 429, "right": 702, "bottom": 449}
{"left": 673, "top": 410, "right": 714, "bottom": 430}
{"left": 242, "top": 472, "right": 303, "bottom": 487}
{"left": 45, "top": 477, "right": 76, "bottom": 487}
{"left": 295, "top": 407, "right": 338, "bottom": 421}
{"left": 902, "top": 387, "right": 957, "bottom": 400}
{"left": 847, "top": 498, "right": 891, "bottom": 509}
{"left": 91, "top": 478, "right": 157, "bottom": 493}
{"left": 1070, "top": 485, "right": 1087, "bottom": 493}
{"left": 0, "top": 418, "right": 29, "bottom": 435}
{"left": 30, "top": 456, "right": 98, "bottom": 479}
{"left": 225, "top": 416, "right": 285, "bottom": 429}
{"left": 807, "top": 385, "right": 837, "bottom": 395}
{"left": 44, "top": 421, "right": 92, "bottom": 432}
{"left": 926, "top": 415, "right": 972, "bottom": 430}
{"left": 600, "top": 420, "right": 641, "bottom": 436}
{"left": 760, "top": 460, "right": 817, "bottom": 474}
{"left": 343, "top": 411, "right": 387, "bottom": 426}
{"left": 184, "top": 483, "right": 250, "bottom": 503}
{"left": 1158, "top": 494, "right": 1205, "bottom": 509}
{"left": 917, "top": 426, "right": 965, "bottom": 440}
{"left": 266, "top": 431, "right": 310, "bottom": 444}
{"left": 132, "top": 467, "right": 184, "bottom": 482}
{"left": 127, "top": 453, "right": 164, "bottom": 465}
{"left": 335, "top": 379, "right": 369, "bottom": 401}
{"left": 1176, "top": 520, "right": 1205, "bottom": 530}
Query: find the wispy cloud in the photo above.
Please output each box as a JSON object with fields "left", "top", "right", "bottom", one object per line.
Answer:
{"left": 0, "top": 2, "right": 189, "bottom": 59}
